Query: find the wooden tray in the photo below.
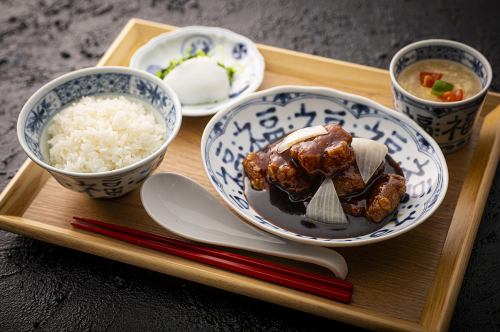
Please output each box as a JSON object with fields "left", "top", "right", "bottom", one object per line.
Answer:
{"left": 1, "top": 18, "right": 500, "bottom": 331}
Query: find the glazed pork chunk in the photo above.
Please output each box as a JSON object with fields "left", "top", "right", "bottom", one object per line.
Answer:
{"left": 333, "top": 164, "right": 366, "bottom": 197}
{"left": 242, "top": 140, "right": 312, "bottom": 194}
{"left": 244, "top": 124, "right": 356, "bottom": 194}
{"left": 242, "top": 139, "right": 310, "bottom": 193}
{"left": 333, "top": 162, "right": 386, "bottom": 197}
{"left": 242, "top": 149, "right": 271, "bottom": 191}
{"left": 289, "top": 124, "right": 355, "bottom": 176}
{"left": 266, "top": 150, "right": 311, "bottom": 194}
{"left": 366, "top": 174, "right": 406, "bottom": 222}
{"left": 243, "top": 123, "right": 407, "bottom": 224}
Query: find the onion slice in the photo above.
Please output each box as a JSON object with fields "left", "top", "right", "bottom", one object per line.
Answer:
{"left": 276, "top": 125, "right": 328, "bottom": 153}
{"left": 306, "top": 178, "right": 348, "bottom": 227}
{"left": 351, "top": 137, "right": 388, "bottom": 184}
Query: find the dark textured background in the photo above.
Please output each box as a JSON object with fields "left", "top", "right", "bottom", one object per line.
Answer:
{"left": 1, "top": 0, "right": 500, "bottom": 331}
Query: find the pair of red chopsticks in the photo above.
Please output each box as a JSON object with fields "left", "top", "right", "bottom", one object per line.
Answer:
{"left": 71, "top": 216, "right": 353, "bottom": 303}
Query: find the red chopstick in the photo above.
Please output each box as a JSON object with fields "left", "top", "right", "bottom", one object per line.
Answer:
{"left": 71, "top": 216, "right": 352, "bottom": 303}
{"left": 73, "top": 216, "right": 352, "bottom": 292}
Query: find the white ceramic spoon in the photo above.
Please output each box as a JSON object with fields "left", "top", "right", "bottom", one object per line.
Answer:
{"left": 140, "top": 173, "right": 348, "bottom": 279}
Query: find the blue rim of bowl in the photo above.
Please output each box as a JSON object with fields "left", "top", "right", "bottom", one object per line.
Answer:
{"left": 389, "top": 39, "right": 492, "bottom": 107}
{"left": 201, "top": 85, "right": 449, "bottom": 246}
{"left": 16, "top": 66, "right": 182, "bottom": 178}
{"left": 129, "top": 26, "right": 265, "bottom": 117}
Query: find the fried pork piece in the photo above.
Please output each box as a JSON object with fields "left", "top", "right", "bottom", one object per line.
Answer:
{"left": 267, "top": 150, "right": 311, "bottom": 194}
{"left": 242, "top": 148, "right": 272, "bottom": 190}
{"left": 289, "top": 124, "right": 355, "bottom": 176}
{"left": 334, "top": 162, "right": 386, "bottom": 197}
{"left": 341, "top": 200, "right": 365, "bottom": 217}
{"left": 366, "top": 174, "right": 406, "bottom": 222}
{"left": 333, "top": 165, "right": 366, "bottom": 197}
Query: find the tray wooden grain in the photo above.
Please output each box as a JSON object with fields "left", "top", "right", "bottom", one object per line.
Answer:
{"left": 1, "top": 18, "right": 500, "bottom": 331}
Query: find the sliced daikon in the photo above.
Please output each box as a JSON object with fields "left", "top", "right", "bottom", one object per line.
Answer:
{"left": 276, "top": 125, "right": 328, "bottom": 153}
{"left": 164, "top": 57, "right": 230, "bottom": 105}
{"left": 351, "top": 137, "right": 388, "bottom": 184}
{"left": 306, "top": 178, "right": 348, "bottom": 227}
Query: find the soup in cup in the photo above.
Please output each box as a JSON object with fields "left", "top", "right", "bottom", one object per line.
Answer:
{"left": 390, "top": 39, "right": 492, "bottom": 153}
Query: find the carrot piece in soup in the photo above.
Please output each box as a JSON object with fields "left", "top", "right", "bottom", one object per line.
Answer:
{"left": 419, "top": 72, "right": 443, "bottom": 87}
{"left": 439, "top": 89, "right": 464, "bottom": 102}
{"left": 440, "top": 91, "right": 454, "bottom": 102}
{"left": 453, "top": 88, "right": 464, "bottom": 101}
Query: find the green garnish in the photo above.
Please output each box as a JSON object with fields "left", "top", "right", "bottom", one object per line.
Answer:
{"left": 431, "top": 80, "right": 454, "bottom": 96}
{"left": 156, "top": 49, "right": 208, "bottom": 79}
{"left": 217, "top": 62, "right": 237, "bottom": 85}
{"left": 156, "top": 49, "right": 237, "bottom": 85}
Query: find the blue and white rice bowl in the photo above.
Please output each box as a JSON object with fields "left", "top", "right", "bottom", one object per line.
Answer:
{"left": 130, "top": 26, "right": 265, "bottom": 117}
{"left": 17, "top": 66, "right": 182, "bottom": 199}
{"left": 201, "top": 86, "right": 449, "bottom": 246}
{"left": 390, "top": 39, "right": 492, "bottom": 153}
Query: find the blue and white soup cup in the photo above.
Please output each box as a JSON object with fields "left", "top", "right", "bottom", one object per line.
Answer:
{"left": 390, "top": 39, "right": 492, "bottom": 153}
{"left": 17, "top": 67, "right": 182, "bottom": 199}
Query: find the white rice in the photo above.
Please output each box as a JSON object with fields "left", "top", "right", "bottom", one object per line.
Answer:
{"left": 47, "top": 96, "right": 165, "bottom": 173}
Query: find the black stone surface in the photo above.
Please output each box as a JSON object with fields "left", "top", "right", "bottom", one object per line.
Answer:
{"left": 1, "top": 0, "right": 499, "bottom": 331}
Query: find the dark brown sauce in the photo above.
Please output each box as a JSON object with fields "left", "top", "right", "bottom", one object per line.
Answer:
{"left": 244, "top": 155, "right": 404, "bottom": 239}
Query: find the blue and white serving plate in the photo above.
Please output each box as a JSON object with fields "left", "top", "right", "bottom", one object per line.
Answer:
{"left": 130, "top": 26, "right": 265, "bottom": 117}
{"left": 201, "top": 86, "right": 449, "bottom": 247}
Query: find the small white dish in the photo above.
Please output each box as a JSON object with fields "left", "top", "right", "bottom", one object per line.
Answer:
{"left": 130, "top": 26, "right": 265, "bottom": 117}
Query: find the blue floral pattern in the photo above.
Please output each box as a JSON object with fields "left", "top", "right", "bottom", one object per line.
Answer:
{"left": 54, "top": 73, "right": 129, "bottom": 105}
{"left": 203, "top": 91, "right": 447, "bottom": 245}
{"left": 20, "top": 71, "right": 179, "bottom": 198}
{"left": 50, "top": 152, "right": 166, "bottom": 199}
{"left": 130, "top": 76, "right": 173, "bottom": 113}
{"left": 180, "top": 35, "right": 214, "bottom": 55}
{"left": 232, "top": 43, "right": 247, "bottom": 59}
